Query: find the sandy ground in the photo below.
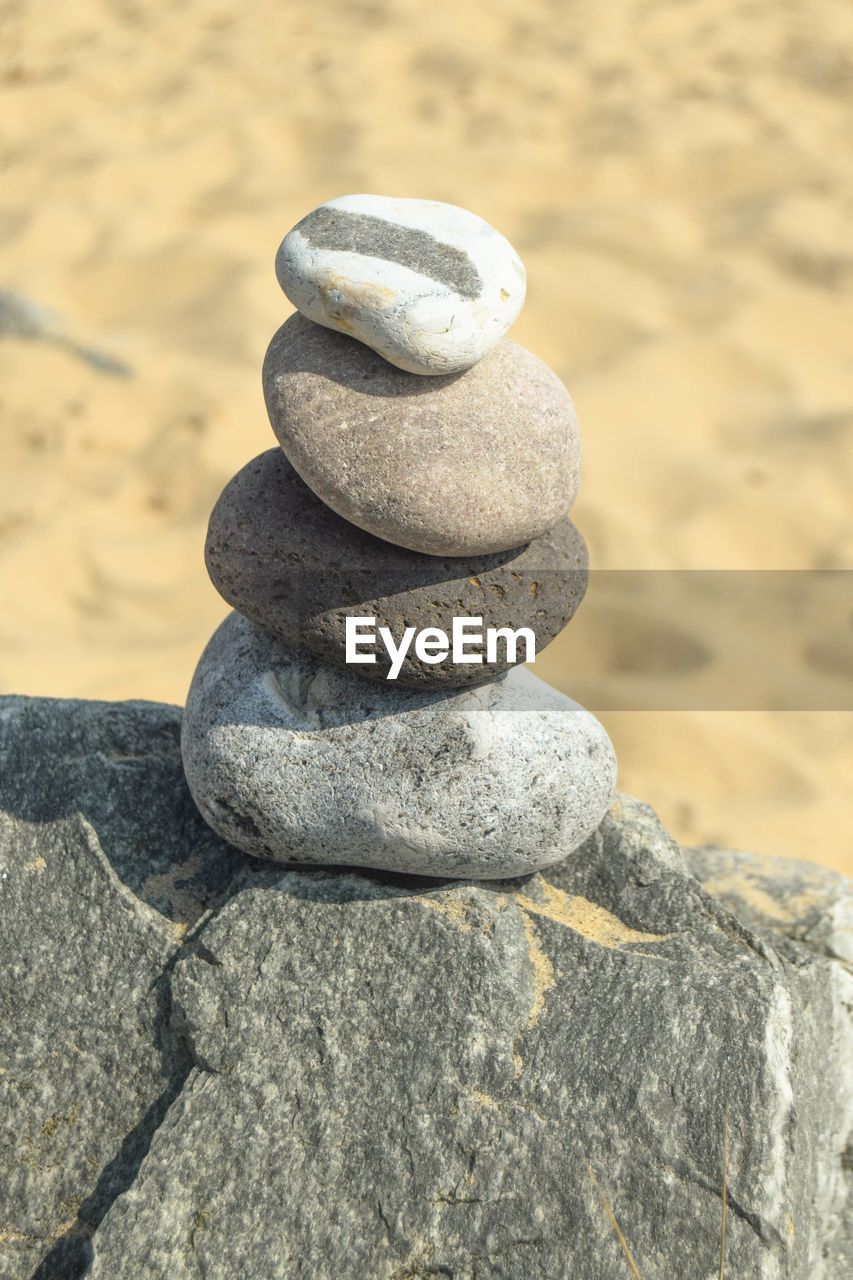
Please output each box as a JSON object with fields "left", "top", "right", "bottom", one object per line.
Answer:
{"left": 1, "top": 0, "right": 851, "bottom": 871}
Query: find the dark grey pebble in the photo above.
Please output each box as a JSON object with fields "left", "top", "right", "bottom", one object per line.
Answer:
{"left": 205, "top": 449, "right": 588, "bottom": 688}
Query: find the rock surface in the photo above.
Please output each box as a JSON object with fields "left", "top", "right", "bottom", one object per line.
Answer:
{"left": 1, "top": 696, "right": 851, "bottom": 1279}
{"left": 204, "top": 448, "right": 588, "bottom": 688}
{"left": 0, "top": 696, "right": 245, "bottom": 1280}
{"left": 686, "top": 842, "right": 853, "bottom": 966}
{"left": 683, "top": 842, "right": 853, "bottom": 1279}
{"left": 263, "top": 313, "right": 581, "bottom": 556}
{"left": 274, "top": 193, "right": 526, "bottom": 374}
{"left": 180, "top": 611, "right": 616, "bottom": 878}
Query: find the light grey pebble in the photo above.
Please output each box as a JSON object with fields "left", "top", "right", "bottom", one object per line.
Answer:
{"left": 275, "top": 193, "right": 526, "bottom": 374}
{"left": 181, "top": 611, "right": 617, "bottom": 879}
{"left": 263, "top": 313, "right": 581, "bottom": 557}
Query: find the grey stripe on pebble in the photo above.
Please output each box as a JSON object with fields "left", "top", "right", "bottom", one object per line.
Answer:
{"left": 294, "top": 208, "right": 483, "bottom": 298}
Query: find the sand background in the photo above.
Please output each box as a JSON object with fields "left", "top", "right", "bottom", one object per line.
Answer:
{"left": 1, "top": 0, "right": 851, "bottom": 872}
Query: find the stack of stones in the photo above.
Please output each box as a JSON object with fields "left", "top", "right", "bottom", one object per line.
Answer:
{"left": 181, "top": 194, "right": 617, "bottom": 879}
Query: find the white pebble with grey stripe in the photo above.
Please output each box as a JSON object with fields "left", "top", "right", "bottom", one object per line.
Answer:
{"left": 275, "top": 194, "right": 526, "bottom": 375}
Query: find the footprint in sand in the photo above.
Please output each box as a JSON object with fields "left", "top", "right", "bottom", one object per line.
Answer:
{"left": 579, "top": 605, "right": 713, "bottom": 678}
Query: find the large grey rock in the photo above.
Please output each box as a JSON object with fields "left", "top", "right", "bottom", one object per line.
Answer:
{"left": 0, "top": 696, "right": 245, "bottom": 1280}
{"left": 180, "top": 611, "right": 617, "bottom": 878}
{"left": 204, "top": 448, "right": 588, "bottom": 689}
{"left": 274, "top": 194, "right": 526, "bottom": 375}
{"left": 84, "top": 791, "right": 853, "bottom": 1280}
{"left": 262, "top": 313, "right": 581, "bottom": 557}
{"left": 686, "top": 842, "right": 853, "bottom": 965}
{"left": 3, "top": 696, "right": 851, "bottom": 1280}
{"left": 685, "top": 842, "right": 853, "bottom": 1279}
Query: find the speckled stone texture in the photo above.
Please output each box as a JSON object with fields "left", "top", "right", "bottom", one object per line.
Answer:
{"left": 85, "top": 789, "right": 853, "bottom": 1280}
{"left": 262, "top": 313, "right": 581, "bottom": 556}
{"left": 274, "top": 193, "right": 526, "bottom": 374}
{"left": 0, "top": 696, "right": 245, "bottom": 1280}
{"left": 180, "top": 611, "right": 616, "bottom": 878}
{"left": 204, "top": 449, "right": 588, "bottom": 689}
{"left": 2, "top": 698, "right": 852, "bottom": 1280}
{"left": 683, "top": 842, "right": 853, "bottom": 1280}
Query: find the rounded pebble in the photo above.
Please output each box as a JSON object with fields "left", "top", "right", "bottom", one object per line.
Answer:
{"left": 205, "top": 449, "right": 587, "bottom": 689}
{"left": 262, "top": 313, "right": 582, "bottom": 557}
{"left": 181, "top": 611, "right": 618, "bottom": 880}
{"left": 275, "top": 193, "right": 526, "bottom": 375}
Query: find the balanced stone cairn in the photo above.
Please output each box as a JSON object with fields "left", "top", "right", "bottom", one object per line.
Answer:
{"left": 181, "top": 194, "right": 617, "bottom": 879}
